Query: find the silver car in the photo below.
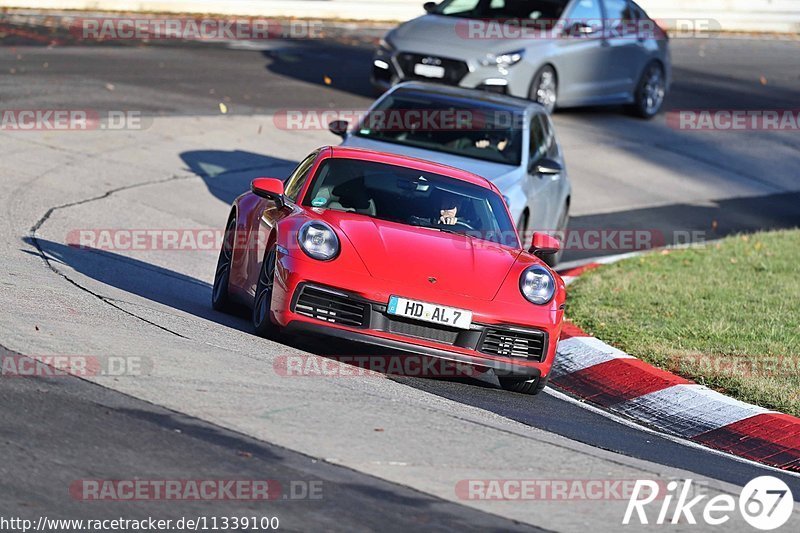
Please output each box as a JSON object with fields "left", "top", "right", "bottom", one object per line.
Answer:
{"left": 372, "top": 0, "right": 670, "bottom": 118}
{"left": 328, "top": 82, "right": 571, "bottom": 265}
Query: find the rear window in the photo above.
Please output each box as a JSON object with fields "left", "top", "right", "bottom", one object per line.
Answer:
{"left": 436, "top": 0, "right": 569, "bottom": 23}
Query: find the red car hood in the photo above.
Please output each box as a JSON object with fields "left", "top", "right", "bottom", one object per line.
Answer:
{"left": 320, "top": 210, "right": 521, "bottom": 301}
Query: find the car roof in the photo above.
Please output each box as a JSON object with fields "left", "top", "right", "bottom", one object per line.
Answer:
{"left": 326, "top": 146, "right": 501, "bottom": 193}
{"left": 388, "top": 82, "right": 542, "bottom": 114}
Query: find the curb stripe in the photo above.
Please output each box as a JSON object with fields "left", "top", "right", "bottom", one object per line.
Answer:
{"left": 611, "top": 384, "right": 771, "bottom": 438}
{"left": 559, "top": 322, "right": 591, "bottom": 340}
{"left": 557, "top": 263, "right": 600, "bottom": 279}
{"left": 552, "top": 336, "right": 632, "bottom": 377}
{"left": 552, "top": 358, "right": 691, "bottom": 407}
{"left": 693, "top": 414, "right": 800, "bottom": 472}
{"left": 555, "top": 260, "right": 800, "bottom": 471}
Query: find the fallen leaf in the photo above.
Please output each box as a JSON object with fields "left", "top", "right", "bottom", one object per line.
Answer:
{"left": 219, "top": 102, "right": 228, "bottom": 114}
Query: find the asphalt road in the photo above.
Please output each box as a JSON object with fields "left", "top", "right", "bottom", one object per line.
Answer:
{"left": 1, "top": 32, "right": 800, "bottom": 531}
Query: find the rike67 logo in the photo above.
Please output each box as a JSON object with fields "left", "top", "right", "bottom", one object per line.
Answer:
{"left": 624, "top": 477, "right": 794, "bottom": 530}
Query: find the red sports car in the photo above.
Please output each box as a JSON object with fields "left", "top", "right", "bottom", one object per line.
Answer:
{"left": 212, "top": 147, "right": 566, "bottom": 394}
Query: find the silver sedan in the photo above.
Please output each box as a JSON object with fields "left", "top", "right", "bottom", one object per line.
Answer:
{"left": 328, "top": 82, "right": 572, "bottom": 265}
{"left": 372, "top": 0, "right": 670, "bottom": 118}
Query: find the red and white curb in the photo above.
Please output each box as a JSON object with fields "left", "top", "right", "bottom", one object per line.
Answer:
{"left": 554, "top": 256, "right": 800, "bottom": 473}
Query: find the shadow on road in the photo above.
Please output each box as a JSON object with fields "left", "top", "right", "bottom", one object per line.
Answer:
{"left": 262, "top": 41, "right": 377, "bottom": 99}
{"left": 563, "top": 191, "right": 800, "bottom": 263}
{"left": 180, "top": 150, "right": 298, "bottom": 205}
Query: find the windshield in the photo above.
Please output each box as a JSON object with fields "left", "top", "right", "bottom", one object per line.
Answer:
{"left": 354, "top": 93, "right": 523, "bottom": 166}
{"left": 434, "top": 0, "right": 568, "bottom": 22}
{"left": 302, "top": 158, "right": 518, "bottom": 246}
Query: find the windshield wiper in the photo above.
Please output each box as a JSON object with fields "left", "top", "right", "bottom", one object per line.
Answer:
{"left": 410, "top": 220, "right": 472, "bottom": 238}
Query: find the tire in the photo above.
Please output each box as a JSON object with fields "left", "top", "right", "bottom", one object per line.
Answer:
{"left": 543, "top": 202, "right": 570, "bottom": 268}
{"left": 252, "top": 245, "right": 279, "bottom": 338}
{"left": 529, "top": 65, "right": 558, "bottom": 114}
{"left": 501, "top": 375, "right": 549, "bottom": 395}
{"left": 629, "top": 61, "right": 666, "bottom": 119}
{"left": 211, "top": 216, "right": 236, "bottom": 313}
{"left": 516, "top": 211, "right": 529, "bottom": 245}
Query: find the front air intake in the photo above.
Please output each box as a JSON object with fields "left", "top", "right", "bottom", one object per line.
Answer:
{"left": 294, "top": 286, "right": 369, "bottom": 328}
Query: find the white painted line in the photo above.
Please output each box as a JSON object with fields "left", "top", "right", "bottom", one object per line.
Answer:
{"left": 544, "top": 387, "right": 800, "bottom": 480}
{"left": 552, "top": 336, "right": 634, "bottom": 378}
{"left": 610, "top": 384, "right": 772, "bottom": 439}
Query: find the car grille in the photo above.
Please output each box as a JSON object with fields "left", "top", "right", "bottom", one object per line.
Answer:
{"left": 294, "top": 287, "right": 369, "bottom": 328}
{"left": 480, "top": 328, "right": 547, "bottom": 361}
{"left": 386, "top": 317, "right": 460, "bottom": 345}
{"left": 396, "top": 53, "right": 469, "bottom": 85}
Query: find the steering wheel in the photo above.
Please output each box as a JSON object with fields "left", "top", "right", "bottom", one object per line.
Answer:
{"left": 449, "top": 220, "right": 476, "bottom": 232}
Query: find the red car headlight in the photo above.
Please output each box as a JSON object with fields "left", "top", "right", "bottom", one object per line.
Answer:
{"left": 520, "top": 265, "right": 555, "bottom": 305}
{"left": 298, "top": 221, "right": 340, "bottom": 261}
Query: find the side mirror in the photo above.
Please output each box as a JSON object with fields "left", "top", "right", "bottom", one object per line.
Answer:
{"left": 251, "top": 178, "right": 286, "bottom": 207}
{"left": 423, "top": 2, "right": 437, "bottom": 14}
{"left": 529, "top": 232, "right": 561, "bottom": 257}
{"left": 564, "top": 21, "right": 597, "bottom": 37}
{"left": 532, "top": 158, "right": 563, "bottom": 176}
{"left": 328, "top": 120, "right": 350, "bottom": 138}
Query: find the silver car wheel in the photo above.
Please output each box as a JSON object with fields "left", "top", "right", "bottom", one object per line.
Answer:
{"left": 531, "top": 67, "right": 557, "bottom": 113}
{"left": 641, "top": 64, "right": 665, "bottom": 116}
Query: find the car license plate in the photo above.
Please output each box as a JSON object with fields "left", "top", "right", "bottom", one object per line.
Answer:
{"left": 413, "top": 63, "right": 445, "bottom": 79}
{"left": 387, "top": 296, "right": 472, "bottom": 330}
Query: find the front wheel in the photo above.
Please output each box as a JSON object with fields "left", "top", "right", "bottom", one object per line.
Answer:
{"left": 211, "top": 216, "right": 236, "bottom": 313}
{"left": 253, "top": 245, "right": 279, "bottom": 338}
{"left": 500, "top": 375, "right": 549, "bottom": 395}
{"left": 529, "top": 66, "right": 558, "bottom": 114}
{"left": 629, "top": 62, "right": 666, "bottom": 119}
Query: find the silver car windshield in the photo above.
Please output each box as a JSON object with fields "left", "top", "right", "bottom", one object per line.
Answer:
{"left": 303, "top": 158, "right": 518, "bottom": 246}
{"left": 354, "top": 94, "right": 524, "bottom": 166}
{"left": 434, "top": 0, "right": 568, "bottom": 24}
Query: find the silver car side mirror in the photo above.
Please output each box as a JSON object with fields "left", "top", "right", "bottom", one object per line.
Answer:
{"left": 533, "top": 158, "right": 563, "bottom": 176}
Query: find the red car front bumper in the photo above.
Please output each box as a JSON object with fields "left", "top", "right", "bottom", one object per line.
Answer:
{"left": 271, "top": 251, "right": 561, "bottom": 379}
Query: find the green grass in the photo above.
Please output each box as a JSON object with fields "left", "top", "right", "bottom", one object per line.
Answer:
{"left": 566, "top": 229, "right": 800, "bottom": 417}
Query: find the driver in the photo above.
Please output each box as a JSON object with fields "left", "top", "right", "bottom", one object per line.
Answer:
{"left": 438, "top": 192, "right": 462, "bottom": 226}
